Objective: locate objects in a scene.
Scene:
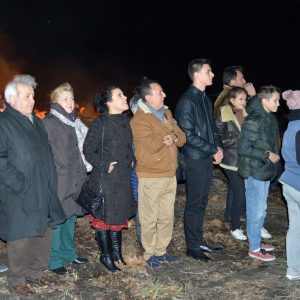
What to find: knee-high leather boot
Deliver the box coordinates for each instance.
[110,230,126,265]
[95,230,121,272]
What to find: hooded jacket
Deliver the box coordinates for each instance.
[238,96,281,181]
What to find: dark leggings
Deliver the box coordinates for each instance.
[224,169,246,231]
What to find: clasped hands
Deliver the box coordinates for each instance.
[163,134,178,147]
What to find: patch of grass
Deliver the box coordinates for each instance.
[137,282,185,299]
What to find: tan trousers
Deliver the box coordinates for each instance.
[138,176,176,260]
[7,228,51,287]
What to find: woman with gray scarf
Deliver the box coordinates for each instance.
[43,83,90,275]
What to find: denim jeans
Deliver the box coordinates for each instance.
[245,177,270,251]
[282,183,300,277]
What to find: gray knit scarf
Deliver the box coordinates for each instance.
[145,102,165,123]
[50,108,92,172]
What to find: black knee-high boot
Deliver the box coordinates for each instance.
[110,230,126,265]
[95,230,121,272]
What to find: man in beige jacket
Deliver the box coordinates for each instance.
[131,79,186,268]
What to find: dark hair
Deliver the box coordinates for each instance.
[257,85,281,101]
[136,79,160,102]
[214,87,247,118]
[223,65,243,86]
[93,85,119,113]
[188,58,211,80]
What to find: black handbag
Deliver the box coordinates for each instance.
[76,182,105,218]
[76,119,105,219]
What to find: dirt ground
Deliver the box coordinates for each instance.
[1,169,299,299]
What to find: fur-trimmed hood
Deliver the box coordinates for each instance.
[220,104,247,131]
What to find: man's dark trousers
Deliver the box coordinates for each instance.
[184,158,213,250]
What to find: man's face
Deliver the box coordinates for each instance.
[10,84,35,115]
[195,64,214,87]
[230,70,246,87]
[146,83,166,110]
[262,92,280,113]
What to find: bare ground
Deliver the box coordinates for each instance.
[1,170,299,299]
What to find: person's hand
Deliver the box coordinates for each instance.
[267,152,280,163]
[108,161,118,173]
[243,82,256,97]
[163,134,178,146]
[213,147,223,165]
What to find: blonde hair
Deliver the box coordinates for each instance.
[50,83,74,103]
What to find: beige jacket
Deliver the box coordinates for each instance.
[131,100,186,178]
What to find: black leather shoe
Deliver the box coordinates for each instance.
[51,266,69,275]
[199,244,223,253]
[186,249,212,261]
[73,257,89,265]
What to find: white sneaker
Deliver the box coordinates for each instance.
[261,227,272,239]
[287,275,300,281]
[231,229,247,240]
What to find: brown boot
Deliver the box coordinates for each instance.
[8,283,35,296]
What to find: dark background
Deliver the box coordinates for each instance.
[1,0,299,115]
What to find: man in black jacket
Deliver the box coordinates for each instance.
[175,59,223,261]
[0,75,65,296]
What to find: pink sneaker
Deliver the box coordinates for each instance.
[248,249,276,261]
[261,243,275,251]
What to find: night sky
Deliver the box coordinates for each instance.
[0,0,300,115]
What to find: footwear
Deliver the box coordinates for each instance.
[287,275,300,281]
[261,227,272,239]
[110,230,126,265]
[73,257,89,265]
[261,243,275,251]
[96,230,121,272]
[231,229,247,241]
[51,266,69,275]
[156,253,179,264]
[186,249,212,262]
[146,256,162,269]
[0,263,8,272]
[248,249,275,262]
[27,276,56,286]
[8,283,34,296]
[199,244,223,253]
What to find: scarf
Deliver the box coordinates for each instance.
[145,102,165,123]
[50,108,92,172]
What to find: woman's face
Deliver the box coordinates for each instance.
[56,91,75,114]
[230,92,247,111]
[107,88,128,114]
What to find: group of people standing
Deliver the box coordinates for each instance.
[1,58,300,296]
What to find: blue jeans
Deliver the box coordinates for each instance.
[245,177,270,251]
[282,183,300,277]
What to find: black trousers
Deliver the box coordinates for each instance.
[184,158,213,250]
[224,169,246,231]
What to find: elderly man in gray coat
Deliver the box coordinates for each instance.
[0,74,65,296]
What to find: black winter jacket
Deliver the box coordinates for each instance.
[0,105,66,241]
[175,85,222,159]
[83,112,136,224]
